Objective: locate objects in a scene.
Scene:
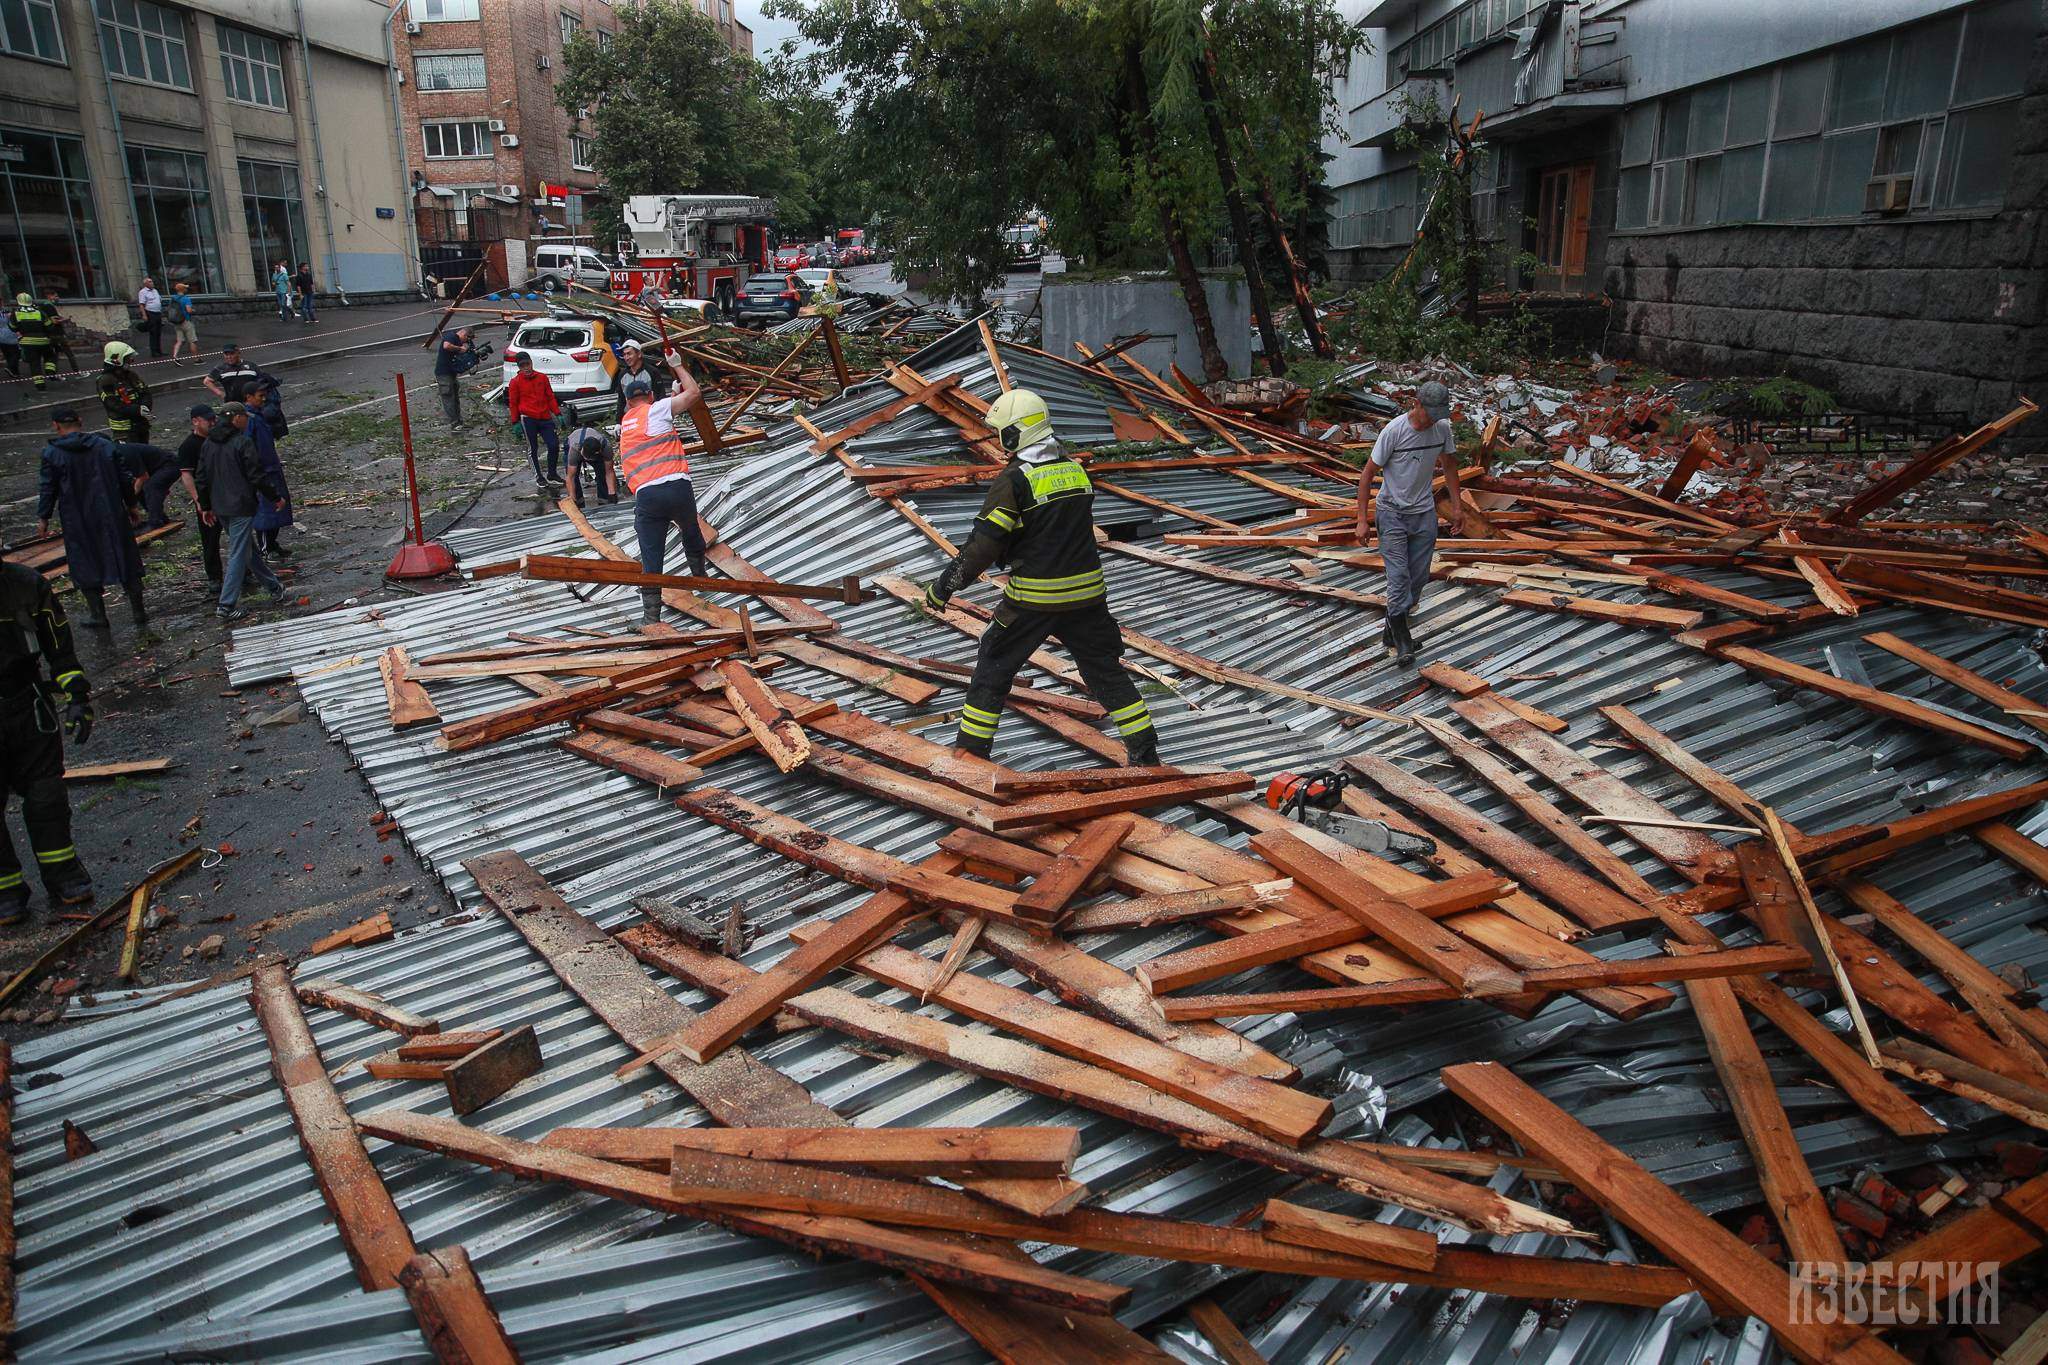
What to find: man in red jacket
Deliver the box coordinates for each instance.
[506,351,564,494]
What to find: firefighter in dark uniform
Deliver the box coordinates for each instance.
[95,341,153,444]
[12,292,55,391]
[0,560,94,925]
[921,388,1158,764]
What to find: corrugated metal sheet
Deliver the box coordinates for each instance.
[21,335,2048,1363]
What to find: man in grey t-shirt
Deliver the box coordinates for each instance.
[1355,379,1464,665]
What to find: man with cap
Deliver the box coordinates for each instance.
[564,419,617,507]
[178,404,225,582]
[610,338,671,420]
[1356,379,1464,667]
[95,341,153,444]
[0,556,96,925]
[206,343,266,405]
[918,388,1159,765]
[38,409,147,630]
[434,327,486,428]
[195,404,284,622]
[12,292,55,390]
[618,349,706,624]
[232,400,294,559]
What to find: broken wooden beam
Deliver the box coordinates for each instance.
[1062,878,1296,933]
[539,1125,1081,1179]
[397,1245,521,1365]
[714,659,811,772]
[445,1025,543,1116]
[295,979,441,1037]
[380,645,441,730]
[436,650,728,753]
[987,773,1257,833]
[1864,630,2048,739]
[1012,814,1134,922]
[1713,645,2037,762]
[515,552,870,603]
[1258,1198,1439,1272]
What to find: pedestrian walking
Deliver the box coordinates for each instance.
[95,341,153,444]
[918,388,1158,764]
[234,401,294,558]
[617,349,707,624]
[564,421,617,506]
[39,287,79,374]
[194,407,284,622]
[1355,379,1463,667]
[37,409,147,630]
[178,405,224,583]
[294,262,317,323]
[506,351,564,493]
[0,559,96,924]
[435,327,484,428]
[116,439,198,529]
[136,277,164,357]
[12,292,54,390]
[205,343,265,403]
[166,281,198,362]
[272,262,293,321]
[0,311,18,378]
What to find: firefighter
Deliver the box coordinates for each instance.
[12,292,55,390]
[920,389,1158,765]
[0,559,95,925]
[96,341,153,444]
[617,350,706,625]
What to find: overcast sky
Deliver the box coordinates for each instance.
[738,0,807,59]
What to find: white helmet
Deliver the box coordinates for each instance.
[986,388,1054,457]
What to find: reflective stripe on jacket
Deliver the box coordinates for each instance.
[619,400,690,493]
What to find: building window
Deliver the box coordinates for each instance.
[570,135,595,171]
[1618,0,2028,232]
[595,28,612,51]
[218,23,287,110]
[560,11,581,47]
[1391,0,1537,75]
[409,0,480,20]
[125,144,223,292]
[414,51,486,91]
[238,158,307,288]
[1,0,65,63]
[96,0,193,90]
[423,120,493,159]
[0,128,106,297]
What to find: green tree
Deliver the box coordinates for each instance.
[556,0,806,243]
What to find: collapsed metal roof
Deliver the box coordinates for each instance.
[15,324,2048,1362]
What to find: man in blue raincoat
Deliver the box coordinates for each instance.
[37,408,146,630]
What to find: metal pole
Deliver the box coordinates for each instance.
[397,372,425,546]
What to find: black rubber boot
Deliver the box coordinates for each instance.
[957,734,993,759]
[1393,616,1416,667]
[45,860,93,907]
[129,582,149,627]
[1381,617,1397,659]
[641,589,662,625]
[81,585,111,629]
[1124,731,1161,767]
[0,880,28,928]
[687,558,709,581]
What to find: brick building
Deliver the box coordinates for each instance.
[395,0,752,287]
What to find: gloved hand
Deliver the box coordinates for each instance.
[63,692,93,746]
[919,583,948,616]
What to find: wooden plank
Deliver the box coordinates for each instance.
[1417,663,1566,733]
[1827,398,2037,525]
[1452,694,1735,884]
[436,650,728,753]
[518,552,870,603]
[1980,823,2048,887]
[1715,645,2036,762]
[1501,588,1705,633]
[62,758,175,782]
[296,979,441,1037]
[462,850,1082,1221]
[1062,879,1295,932]
[787,931,1331,1147]
[1547,460,1737,531]
[812,637,1088,715]
[249,963,418,1290]
[1185,1299,1269,1365]
[398,1030,503,1060]
[1012,814,1134,922]
[558,733,705,792]
[360,1112,1128,1315]
[990,765,1184,795]
[1096,535,1385,609]
[987,773,1256,833]
[1347,755,1653,933]
[539,1125,1081,1179]
[1781,527,1861,615]
[715,659,811,772]
[1864,631,2048,738]
[1878,1038,2048,1130]
[1157,945,1811,1019]
[1878,1170,2048,1300]
[622,929,1575,1237]
[364,1051,452,1082]
[1442,1061,1909,1365]
[1682,964,1848,1271]
[445,1025,543,1116]
[1249,831,1525,998]
[1259,1199,1439,1271]
[1757,809,1883,1069]
[397,1246,521,1365]
[309,913,393,961]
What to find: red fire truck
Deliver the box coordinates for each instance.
[610,194,776,317]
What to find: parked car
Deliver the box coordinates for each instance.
[503,316,617,396]
[661,297,716,323]
[795,268,840,298]
[812,244,839,267]
[733,273,813,328]
[528,243,617,293]
[773,246,811,271]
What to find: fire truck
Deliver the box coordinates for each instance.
[610,194,776,316]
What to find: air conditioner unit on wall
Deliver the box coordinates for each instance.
[1864,175,1913,214]
[404,20,420,34]
[499,134,519,148]
[499,184,518,198]
[488,119,507,132]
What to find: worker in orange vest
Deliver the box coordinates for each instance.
[619,347,707,624]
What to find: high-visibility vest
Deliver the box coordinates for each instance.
[619,400,690,493]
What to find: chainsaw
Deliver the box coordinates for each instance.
[1266,769,1438,858]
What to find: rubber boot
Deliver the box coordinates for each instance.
[0,879,28,928]
[687,557,709,581]
[128,582,149,628]
[1381,617,1397,660]
[45,859,92,907]
[957,733,993,759]
[80,585,111,629]
[1393,616,1416,667]
[1124,730,1161,768]
[641,589,662,625]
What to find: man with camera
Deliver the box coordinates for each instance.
[435,327,490,429]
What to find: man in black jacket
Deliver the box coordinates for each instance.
[920,388,1158,764]
[38,409,146,630]
[194,406,284,622]
[610,339,670,419]
[0,560,94,924]
[177,404,224,582]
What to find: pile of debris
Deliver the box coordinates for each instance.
[5,320,2047,1364]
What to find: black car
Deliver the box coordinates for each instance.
[733,273,812,328]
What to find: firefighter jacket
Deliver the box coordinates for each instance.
[96,365,151,434]
[11,301,49,345]
[0,561,85,702]
[931,442,1106,612]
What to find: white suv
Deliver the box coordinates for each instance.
[503,317,617,397]
[529,243,615,293]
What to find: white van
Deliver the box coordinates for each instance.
[529,243,615,293]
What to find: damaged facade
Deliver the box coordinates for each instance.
[1326,0,2048,421]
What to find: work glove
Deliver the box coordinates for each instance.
[920,583,948,616]
[62,686,93,746]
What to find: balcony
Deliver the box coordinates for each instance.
[1349,73,1451,149]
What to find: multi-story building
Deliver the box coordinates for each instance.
[395,0,752,287]
[0,0,415,327]
[1325,0,2046,420]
